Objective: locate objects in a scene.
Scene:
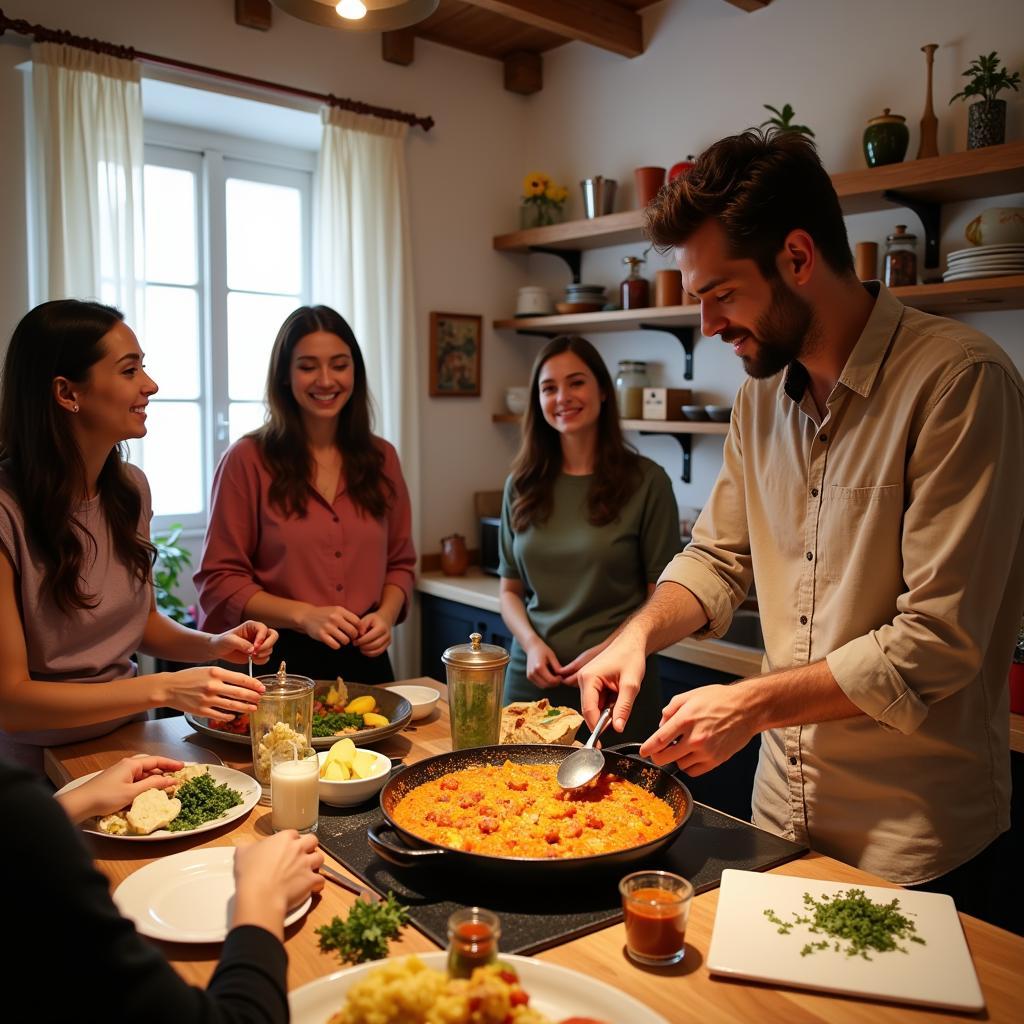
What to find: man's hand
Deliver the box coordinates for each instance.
[639,683,757,776]
[577,632,647,734]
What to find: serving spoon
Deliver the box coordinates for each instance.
[556,705,614,791]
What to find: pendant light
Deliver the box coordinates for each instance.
[271,0,439,32]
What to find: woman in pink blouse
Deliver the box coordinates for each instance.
[196,306,416,684]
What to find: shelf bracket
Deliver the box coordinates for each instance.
[640,323,695,380]
[515,328,561,339]
[528,246,582,283]
[641,431,692,483]
[882,190,940,269]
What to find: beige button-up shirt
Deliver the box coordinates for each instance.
[659,283,1024,884]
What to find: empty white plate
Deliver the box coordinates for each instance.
[948,243,1024,260]
[113,846,312,942]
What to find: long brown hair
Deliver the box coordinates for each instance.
[0,300,155,614]
[510,335,640,532]
[644,128,855,280]
[251,305,394,519]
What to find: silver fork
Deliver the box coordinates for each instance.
[319,863,380,903]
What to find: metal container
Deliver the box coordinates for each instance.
[441,632,509,750]
[250,669,314,803]
[580,176,617,218]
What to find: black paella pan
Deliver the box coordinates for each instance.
[366,742,693,876]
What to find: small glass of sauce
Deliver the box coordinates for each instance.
[447,907,501,979]
[619,870,693,966]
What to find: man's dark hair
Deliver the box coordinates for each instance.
[645,128,855,280]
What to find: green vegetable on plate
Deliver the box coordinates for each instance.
[316,892,410,965]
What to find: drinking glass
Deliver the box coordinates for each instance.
[619,870,693,965]
[270,746,319,834]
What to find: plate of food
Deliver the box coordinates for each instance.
[113,846,312,943]
[288,951,669,1024]
[185,680,413,750]
[499,698,583,745]
[55,762,260,841]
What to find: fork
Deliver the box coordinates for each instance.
[319,863,380,903]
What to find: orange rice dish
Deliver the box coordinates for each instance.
[391,760,677,859]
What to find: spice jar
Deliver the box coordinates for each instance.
[447,907,501,979]
[442,633,509,749]
[615,360,648,419]
[620,255,650,309]
[250,663,314,804]
[884,225,917,287]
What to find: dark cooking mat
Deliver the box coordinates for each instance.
[316,800,806,955]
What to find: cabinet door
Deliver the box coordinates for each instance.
[420,595,494,682]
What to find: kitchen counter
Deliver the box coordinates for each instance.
[417,569,765,677]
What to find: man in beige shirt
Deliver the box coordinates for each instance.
[578,130,1024,927]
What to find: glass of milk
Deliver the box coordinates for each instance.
[270,745,319,834]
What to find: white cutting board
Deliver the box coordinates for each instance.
[707,870,984,1012]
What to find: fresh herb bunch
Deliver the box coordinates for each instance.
[759,103,815,138]
[949,51,1021,105]
[312,711,366,737]
[764,888,925,960]
[166,774,243,832]
[316,893,410,965]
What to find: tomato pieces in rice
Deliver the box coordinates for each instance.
[392,761,675,858]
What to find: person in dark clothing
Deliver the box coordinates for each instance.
[4,755,324,1023]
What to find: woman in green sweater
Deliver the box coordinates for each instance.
[499,335,680,743]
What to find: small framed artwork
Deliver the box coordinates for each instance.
[429,312,482,397]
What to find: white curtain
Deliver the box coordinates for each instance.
[314,108,420,678]
[31,42,144,323]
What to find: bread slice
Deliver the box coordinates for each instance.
[164,763,207,796]
[500,698,584,745]
[126,788,182,835]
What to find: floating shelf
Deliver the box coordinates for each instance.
[492,414,728,435]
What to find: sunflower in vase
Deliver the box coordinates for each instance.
[521,171,568,229]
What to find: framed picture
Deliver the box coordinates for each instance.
[429,312,482,397]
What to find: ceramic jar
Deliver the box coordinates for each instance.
[440,534,469,576]
[863,109,909,168]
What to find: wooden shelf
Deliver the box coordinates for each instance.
[492,413,729,435]
[495,303,698,333]
[492,413,520,423]
[492,142,1024,254]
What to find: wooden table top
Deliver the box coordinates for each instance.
[45,678,1024,1023]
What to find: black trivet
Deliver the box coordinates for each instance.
[316,801,806,955]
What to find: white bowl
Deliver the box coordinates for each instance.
[505,387,530,416]
[316,749,391,807]
[382,684,440,721]
[704,405,732,422]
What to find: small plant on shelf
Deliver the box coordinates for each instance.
[759,103,815,138]
[949,51,1021,149]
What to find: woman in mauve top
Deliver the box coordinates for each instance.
[196,305,416,684]
[0,301,276,772]
[499,335,680,744]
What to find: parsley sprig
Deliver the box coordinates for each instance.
[764,888,925,960]
[316,893,410,964]
[165,774,243,832]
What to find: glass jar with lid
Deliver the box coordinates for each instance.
[442,632,509,749]
[615,360,648,419]
[250,663,315,803]
[620,255,650,309]
[883,224,917,287]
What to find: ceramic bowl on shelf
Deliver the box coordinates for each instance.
[555,301,604,314]
[681,405,710,421]
[505,386,529,415]
[704,405,732,422]
[316,749,391,807]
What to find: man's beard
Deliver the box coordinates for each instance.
[725,277,817,380]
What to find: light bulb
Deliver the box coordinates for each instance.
[336,0,367,19]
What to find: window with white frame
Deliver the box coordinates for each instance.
[128,136,313,528]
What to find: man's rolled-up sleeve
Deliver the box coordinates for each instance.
[827,359,1024,734]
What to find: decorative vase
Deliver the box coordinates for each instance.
[440,534,469,576]
[863,109,909,167]
[519,202,562,229]
[633,166,666,208]
[917,43,939,159]
[967,100,1006,149]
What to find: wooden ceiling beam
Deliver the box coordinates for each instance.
[721,0,774,11]
[462,1,644,58]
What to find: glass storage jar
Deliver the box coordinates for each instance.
[250,666,315,803]
[883,224,918,287]
[620,255,650,309]
[442,633,509,750]
[615,360,649,419]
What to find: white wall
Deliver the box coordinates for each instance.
[0,0,1022,550]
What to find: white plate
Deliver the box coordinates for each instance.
[113,846,312,942]
[944,254,1024,267]
[289,951,670,1024]
[56,763,260,841]
[948,243,1024,260]
[942,268,1024,281]
[707,870,984,1012]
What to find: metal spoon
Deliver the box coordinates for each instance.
[556,705,614,791]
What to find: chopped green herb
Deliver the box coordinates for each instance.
[544,708,562,718]
[766,888,925,960]
[316,892,410,965]
[166,773,243,832]
[312,711,365,737]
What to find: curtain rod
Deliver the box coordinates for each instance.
[0,7,435,132]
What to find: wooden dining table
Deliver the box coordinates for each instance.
[45,678,1024,1023]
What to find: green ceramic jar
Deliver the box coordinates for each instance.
[863,109,909,168]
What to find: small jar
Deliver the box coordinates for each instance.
[447,907,501,979]
[620,255,650,309]
[883,225,917,287]
[615,360,648,419]
[250,665,314,804]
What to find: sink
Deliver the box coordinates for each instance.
[719,610,763,649]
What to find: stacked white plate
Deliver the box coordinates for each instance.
[943,243,1024,282]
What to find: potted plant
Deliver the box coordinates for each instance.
[949,51,1021,149]
[759,103,815,138]
[152,525,196,684]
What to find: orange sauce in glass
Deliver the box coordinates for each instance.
[623,887,686,959]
